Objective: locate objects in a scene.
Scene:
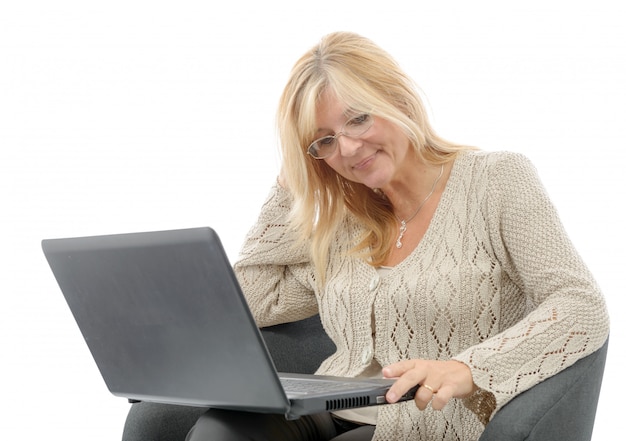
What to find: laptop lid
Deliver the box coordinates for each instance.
[43,227,415,419]
[42,227,291,414]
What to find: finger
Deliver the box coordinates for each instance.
[430,384,454,411]
[413,383,437,410]
[385,370,423,404]
[382,360,417,379]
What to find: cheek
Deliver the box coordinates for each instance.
[322,157,356,182]
[323,157,343,175]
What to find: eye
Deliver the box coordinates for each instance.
[347,114,370,126]
[318,136,335,145]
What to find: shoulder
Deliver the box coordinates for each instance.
[457,150,534,170]
[449,151,548,219]
[455,150,540,187]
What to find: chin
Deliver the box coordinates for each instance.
[359,178,389,191]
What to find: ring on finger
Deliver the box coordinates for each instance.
[422,384,437,394]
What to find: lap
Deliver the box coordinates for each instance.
[330,425,376,441]
[185,409,374,441]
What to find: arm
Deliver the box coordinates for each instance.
[384,153,609,422]
[456,152,609,417]
[233,183,318,327]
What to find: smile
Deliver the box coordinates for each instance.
[352,151,378,170]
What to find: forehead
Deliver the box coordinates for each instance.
[315,91,360,131]
[316,92,346,117]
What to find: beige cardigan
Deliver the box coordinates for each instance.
[233,151,610,441]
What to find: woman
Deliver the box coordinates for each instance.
[187,31,609,441]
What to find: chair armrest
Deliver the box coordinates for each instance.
[260,315,335,374]
[479,338,608,441]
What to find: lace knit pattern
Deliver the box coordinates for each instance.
[234,151,609,441]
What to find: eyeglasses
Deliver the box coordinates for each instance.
[307,114,374,159]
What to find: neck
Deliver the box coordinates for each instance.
[384,162,445,221]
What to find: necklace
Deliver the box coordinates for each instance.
[394,164,444,249]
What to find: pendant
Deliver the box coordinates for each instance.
[396,220,407,248]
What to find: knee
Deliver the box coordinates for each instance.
[186,409,244,441]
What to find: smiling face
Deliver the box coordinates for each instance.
[315,91,415,192]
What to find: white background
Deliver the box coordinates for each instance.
[1,1,623,439]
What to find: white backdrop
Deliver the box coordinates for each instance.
[1,1,623,439]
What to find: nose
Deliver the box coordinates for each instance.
[337,134,363,157]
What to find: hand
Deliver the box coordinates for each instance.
[383,359,477,411]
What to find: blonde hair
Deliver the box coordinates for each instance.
[277,31,472,281]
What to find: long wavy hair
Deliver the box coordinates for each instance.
[277,32,472,282]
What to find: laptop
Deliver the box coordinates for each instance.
[42,227,417,420]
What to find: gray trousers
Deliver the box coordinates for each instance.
[185,409,375,441]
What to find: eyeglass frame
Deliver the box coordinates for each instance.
[306,113,375,159]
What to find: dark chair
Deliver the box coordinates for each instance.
[121,315,607,441]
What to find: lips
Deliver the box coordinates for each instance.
[352,151,378,170]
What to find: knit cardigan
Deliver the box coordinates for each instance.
[233,150,610,441]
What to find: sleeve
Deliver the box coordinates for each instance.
[454,152,610,421]
[233,183,319,327]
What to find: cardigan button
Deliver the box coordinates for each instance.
[361,345,373,365]
[368,275,381,292]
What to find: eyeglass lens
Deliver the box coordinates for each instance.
[308,114,373,159]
